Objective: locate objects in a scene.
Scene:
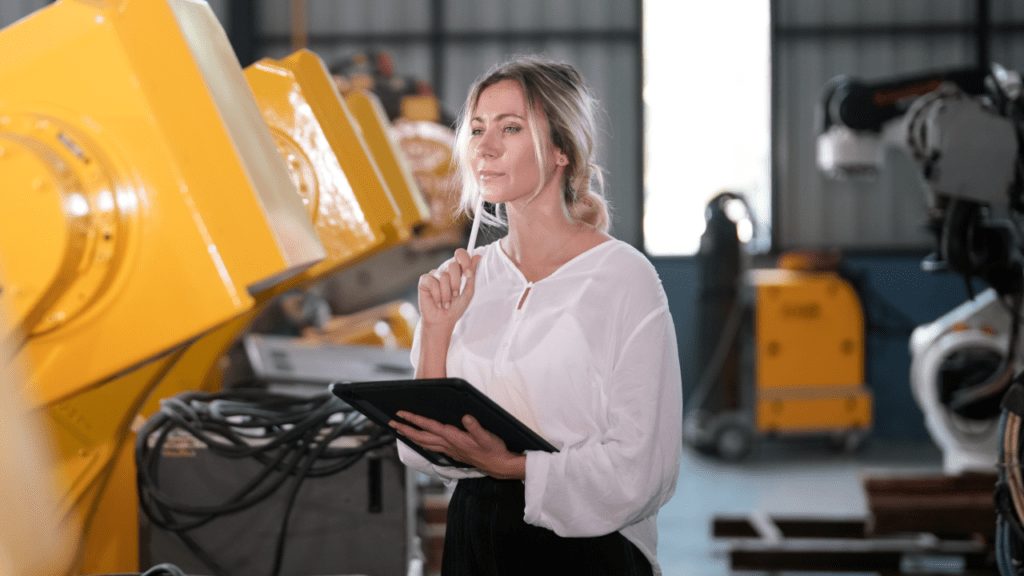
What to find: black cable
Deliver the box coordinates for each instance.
[136,388,394,576]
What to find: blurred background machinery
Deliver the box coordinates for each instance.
[816,64,1024,475]
[816,62,1024,572]
[0,1,467,574]
[684,193,873,460]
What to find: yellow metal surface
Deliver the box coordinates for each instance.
[0,1,334,573]
[756,386,872,435]
[392,120,465,244]
[345,89,430,235]
[401,94,442,122]
[301,300,420,349]
[750,268,872,435]
[752,269,865,389]
[244,49,389,268]
[0,0,325,403]
[81,49,426,571]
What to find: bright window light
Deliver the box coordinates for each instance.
[643,1,771,256]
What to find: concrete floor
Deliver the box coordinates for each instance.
[656,436,945,576]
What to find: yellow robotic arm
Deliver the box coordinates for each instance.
[0,0,329,572]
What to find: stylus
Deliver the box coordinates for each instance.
[460,193,484,293]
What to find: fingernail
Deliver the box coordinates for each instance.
[464,415,474,426]
[445,302,450,309]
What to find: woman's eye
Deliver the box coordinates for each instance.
[470,128,483,136]
[504,125,521,133]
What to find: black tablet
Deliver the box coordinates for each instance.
[329,377,558,468]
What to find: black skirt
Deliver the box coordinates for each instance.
[441,476,654,576]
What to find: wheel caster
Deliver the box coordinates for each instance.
[715,423,752,460]
[827,429,866,453]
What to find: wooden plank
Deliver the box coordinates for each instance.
[864,473,997,537]
[713,515,868,539]
[729,536,992,572]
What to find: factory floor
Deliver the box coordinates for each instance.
[655,436,946,576]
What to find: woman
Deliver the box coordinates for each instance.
[389,56,682,576]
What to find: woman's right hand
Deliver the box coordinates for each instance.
[418,248,482,330]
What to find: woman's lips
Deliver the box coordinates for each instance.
[478,171,504,180]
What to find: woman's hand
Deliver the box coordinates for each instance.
[389,411,526,480]
[418,248,483,330]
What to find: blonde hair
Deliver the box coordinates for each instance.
[453,55,610,232]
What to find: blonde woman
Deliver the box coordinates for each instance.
[390,56,682,576]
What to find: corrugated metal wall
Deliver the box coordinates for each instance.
[10,2,1023,252]
[774,0,1024,250]
[258,0,642,246]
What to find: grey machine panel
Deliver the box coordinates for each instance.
[243,334,414,386]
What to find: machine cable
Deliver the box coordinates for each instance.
[135,388,394,576]
[997,383,1024,575]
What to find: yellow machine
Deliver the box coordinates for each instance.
[750,266,872,440]
[684,233,873,460]
[0,1,438,574]
[1,0,325,564]
[78,47,428,572]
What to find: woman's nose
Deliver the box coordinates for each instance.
[475,128,501,157]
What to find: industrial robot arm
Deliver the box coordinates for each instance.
[816,64,1024,417]
[818,65,1024,294]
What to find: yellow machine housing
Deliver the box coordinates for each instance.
[0,0,325,400]
[344,88,431,235]
[750,268,873,436]
[0,0,332,572]
[81,48,429,572]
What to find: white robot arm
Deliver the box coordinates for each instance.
[815,66,1024,473]
[817,66,1024,295]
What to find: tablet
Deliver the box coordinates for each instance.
[329,377,558,468]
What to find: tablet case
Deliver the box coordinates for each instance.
[329,377,557,468]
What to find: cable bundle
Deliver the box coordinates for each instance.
[135,388,395,576]
[997,383,1024,574]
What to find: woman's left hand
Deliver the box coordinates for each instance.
[389,411,526,480]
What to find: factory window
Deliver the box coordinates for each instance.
[642,0,771,256]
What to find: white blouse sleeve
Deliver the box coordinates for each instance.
[396,440,485,481]
[521,303,684,537]
[395,316,486,481]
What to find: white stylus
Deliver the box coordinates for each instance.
[460,194,484,293]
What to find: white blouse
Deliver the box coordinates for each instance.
[398,238,683,575]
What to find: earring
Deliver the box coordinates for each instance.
[558,157,567,165]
